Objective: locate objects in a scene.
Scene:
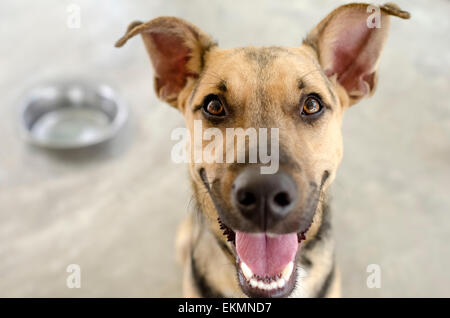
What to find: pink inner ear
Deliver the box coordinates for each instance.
[323,12,384,98]
[150,32,193,100]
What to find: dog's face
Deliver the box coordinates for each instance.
[116,2,409,297]
[184,45,345,228]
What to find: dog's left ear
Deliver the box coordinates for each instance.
[115,17,216,108]
[305,2,409,105]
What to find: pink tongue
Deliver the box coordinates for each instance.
[236,231,298,277]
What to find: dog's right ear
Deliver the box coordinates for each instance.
[115,17,216,108]
[304,2,410,106]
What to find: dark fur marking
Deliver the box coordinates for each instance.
[199,168,209,190]
[321,170,330,188]
[316,262,335,298]
[199,39,217,70]
[243,47,286,115]
[243,47,286,67]
[187,41,217,106]
[300,254,313,267]
[188,74,226,108]
[298,79,305,90]
[189,80,201,106]
[303,200,331,251]
[190,251,223,298]
[198,168,246,236]
[296,169,332,236]
[218,80,227,92]
[297,182,319,233]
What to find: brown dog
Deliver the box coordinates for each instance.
[116,2,409,298]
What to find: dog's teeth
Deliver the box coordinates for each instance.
[240,262,253,280]
[277,278,286,289]
[282,261,294,280]
[244,264,293,291]
[259,281,272,291]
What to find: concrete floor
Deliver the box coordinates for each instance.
[0,0,449,297]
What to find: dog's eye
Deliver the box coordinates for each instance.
[301,95,323,116]
[202,95,226,117]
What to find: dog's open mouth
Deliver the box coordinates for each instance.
[219,218,306,298]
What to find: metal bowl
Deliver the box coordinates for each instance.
[19,80,128,149]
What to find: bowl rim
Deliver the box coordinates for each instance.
[18,80,129,149]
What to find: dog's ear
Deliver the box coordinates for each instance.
[115,17,216,107]
[304,2,409,105]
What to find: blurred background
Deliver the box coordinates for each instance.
[0,0,449,297]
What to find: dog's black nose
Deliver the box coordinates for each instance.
[232,167,298,229]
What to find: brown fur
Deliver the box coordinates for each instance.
[116,2,409,298]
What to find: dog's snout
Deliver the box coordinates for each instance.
[232,167,298,229]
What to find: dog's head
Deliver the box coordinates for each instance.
[116,2,409,297]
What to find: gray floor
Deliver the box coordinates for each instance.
[0,0,449,297]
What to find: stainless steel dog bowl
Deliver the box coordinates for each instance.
[19,80,128,149]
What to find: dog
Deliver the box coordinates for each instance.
[116,2,409,298]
